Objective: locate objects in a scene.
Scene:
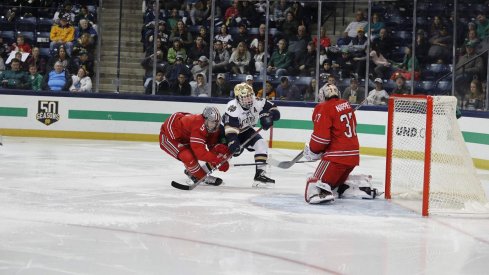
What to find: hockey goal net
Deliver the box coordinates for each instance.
[384,95,487,216]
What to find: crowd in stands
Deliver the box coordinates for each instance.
[0,0,97,92]
[139,0,487,110]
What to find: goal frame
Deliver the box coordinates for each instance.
[384,94,434,216]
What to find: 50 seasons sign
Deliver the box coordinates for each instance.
[36,101,60,125]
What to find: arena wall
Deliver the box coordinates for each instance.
[1,92,488,169]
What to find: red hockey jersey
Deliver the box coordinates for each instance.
[309,98,360,166]
[161,112,220,163]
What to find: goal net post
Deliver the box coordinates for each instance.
[384,95,487,216]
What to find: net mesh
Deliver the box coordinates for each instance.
[389,96,487,214]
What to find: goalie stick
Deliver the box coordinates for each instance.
[171,127,263,191]
[268,99,368,169]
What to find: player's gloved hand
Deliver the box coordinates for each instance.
[259,112,274,130]
[211,144,230,157]
[227,138,242,157]
[209,155,229,172]
[304,143,322,161]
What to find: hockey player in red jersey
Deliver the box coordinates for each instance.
[304,84,377,204]
[159,106,230,185]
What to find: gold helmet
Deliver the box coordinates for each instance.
[234,82,254,109]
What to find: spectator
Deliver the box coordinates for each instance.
[26,47,48,75]
[342,78,365,104]
[75,19,98,42]
[276,76,302,101]
[189,1,210,26]
[42,61,72,92]
[190,55,209,81]
[429,15,445,37]
[50,13,75,55]
[463,79,484,110]
[336,48,355,79]
[0,37,11,61]
[53,1,75,24]
[281,11,300,39]
[296,41,316,76]
[232,23,251,49]
[272,0,289,26]
[211,73,232,97]
[390,46,420,81]
[365,13,385,39]
[170,73,192,96]
[169,20,193,50]
[455,41,484,96]
[10,35,32,54]
[191,73,210,97]
[215,25,233,51]
[0,55,5,72]
[167,38,187,65]
[166,54,191,84]
[427,26,452,64]
[391,73,410,94]
[197,26,210,45]
[319,59,339,80]
[28,64,43,91]
[267,38,293,77]
[369,43,392,79]
[237,0,255,23]
[288,25,310,59]
[475,13,489,40]
[48,45,75,75]
[371,28,393,59]
[73,49,94,77]
[224,0,239,26]
[69,66,92,92]
[312,27,331,49]
[165,8,181,31]
[145,70,170,95]
[0,58,29,89]
[250,24,272,53]
[74,6,96,27]
[415,31,430,65]
[366,78,389,105]
[228,41,251,74]
[245,74,254,88]
[256,81,277,100]
[343,10,368,43]
[303,78,316,102]
[211,40,230,73]
[72,33,95,58]
[251,40,267,75]
[12,51,27,71]
[463,29,481,52]
[187,36,209,65]
[144,21,170,55]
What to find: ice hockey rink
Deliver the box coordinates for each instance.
[0,136,488,275]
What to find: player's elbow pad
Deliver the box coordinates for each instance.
[270,109,280,121]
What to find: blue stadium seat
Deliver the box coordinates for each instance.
[383,79,397,94]
[422,64,450,80]
[435,80,452,95]
[16,17,36,32]
[392,30,412,46]
[0,31,16,44]
[415,81,435,94]
[0,16,15,31]
[39,47,51,58]
[389,46,406,63]
[36,18,54,32]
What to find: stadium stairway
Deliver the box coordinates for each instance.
[98,0,145,93]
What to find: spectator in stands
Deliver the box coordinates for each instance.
[145,70,170,95]
[303,78,316,102]
[50,13,75,56]
[0,58,29,89]
[463,79,485,110]
[237,0,255,23]
[256,81,277,100]
[391,46,420,81]
[75,19,98,42]
[369,43,392,79]
[267,38,292,77]
[312,27,331,49]
[429,16,445,37]
[74,6,96,27]
[250,24,269,53]
[428,26,452,64]
[170,73,191,96]
[391,73,410,94]
[28,64,43,91]
[167,38,187,65]
[47,45,75,75]
[166,54,191,84]
[365,13,385,39]
[13,51,27,71]
[215,25,233,52]
[342,77,365,104]
[73,49,94,77]
[285,1,306,25]
[343,10,368,44]
[165,8,181,31]
[211,40,230,73]
[251,40,267,75]
[42,61,72,92]
[336,48,355,79]
[212,73,232,97]
[415,30,430,65]
[72,33,95,58]
[198,26,210,45]
[232,23,251,50]
[189,1,210,26]
[319,59,339,80]
[143,1,165,25]
[272,0,289,27]
[372,28,392,59]
[475,13,489,40]
[190,56,209,81]
[141,49,166,83]
[228,41,251,74]
[276,76,301,101]
[366,78,389,105]
[53,1,75,24]
[464,29,481,52]
[0,56,5,72]
[296,41,316,76]
[26,47,48,75]
[288,25,310,60]
[69,66,92,92]
[191,72,210,97]
[281,11,300,39]
[10,35,32,54]
[0,37,11,61]
[145,22,170,56]
[224,0,239,26]
[455,41,484,96]
[188,36,209,65]
[170,20,194,50]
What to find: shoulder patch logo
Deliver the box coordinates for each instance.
[228,105,237,112]
[36,101,60,126]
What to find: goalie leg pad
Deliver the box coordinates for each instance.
[305,177,335,204]
[339,174,377,199]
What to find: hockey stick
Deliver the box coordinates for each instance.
[171,127,263,191]
[268,99,368,169]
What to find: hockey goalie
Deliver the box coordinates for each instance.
[304,84,378,204]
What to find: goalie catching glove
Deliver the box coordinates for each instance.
[303,143,322,161]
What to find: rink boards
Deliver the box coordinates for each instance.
[0,92,488,169]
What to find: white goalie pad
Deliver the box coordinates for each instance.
[340,174,378,199]
[305,177,335,204]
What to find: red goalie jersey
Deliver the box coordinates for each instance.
[309,98,360,166]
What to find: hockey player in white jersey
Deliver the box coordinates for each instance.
[223,82,280,187]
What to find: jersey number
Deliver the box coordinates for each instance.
[340,112,356,138]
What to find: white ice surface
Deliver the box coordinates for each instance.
[0,137,488,275]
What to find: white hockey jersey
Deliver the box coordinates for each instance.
[223,97,275,134]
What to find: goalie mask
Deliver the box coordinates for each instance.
[202,106,221,133]
[319,84,340,102]
[234,82,254,109]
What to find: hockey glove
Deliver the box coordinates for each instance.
[227,135,243,157]
[259,112,274,130]
[208,155,230,172]
[304,143,322,161]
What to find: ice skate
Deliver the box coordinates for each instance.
[184,169,223,186]
[253,169,275,188]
